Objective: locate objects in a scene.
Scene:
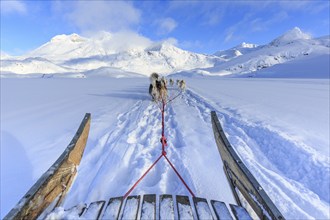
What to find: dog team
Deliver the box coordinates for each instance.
[149,72,186,102]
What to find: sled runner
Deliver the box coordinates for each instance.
[4,113,91,220]
[211,111,284,220]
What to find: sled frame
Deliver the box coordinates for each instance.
[211,111,285,220]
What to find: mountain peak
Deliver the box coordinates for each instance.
[270,27,311,46]
[50,33,86,43]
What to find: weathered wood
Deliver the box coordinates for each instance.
[159,194,174,220]
[211,111,284,220]
[211,200,233,220]
[81,200,105,220]
[193,197,213,220]
[102,197,123,220]
[65,203,86,217]
[140,194,156,220]
[4,113,91,220]
[230,204,253,220]
[120,195,140,220]
[176,195,193,220]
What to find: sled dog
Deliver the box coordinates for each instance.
[179,80,186,91]
[149,73,168,102]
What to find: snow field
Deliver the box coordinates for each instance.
[1,77,329,219]
[64,82,236,208]
[185,78,330,219]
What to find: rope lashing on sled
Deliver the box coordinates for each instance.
[123,96,195,199]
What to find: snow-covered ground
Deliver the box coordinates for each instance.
[1,76,329,219]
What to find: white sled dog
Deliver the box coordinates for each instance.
[149,73,168,102]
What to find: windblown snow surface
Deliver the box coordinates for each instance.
[1,75,329,219]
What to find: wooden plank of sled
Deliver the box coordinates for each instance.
[140,194,156,220]
[193,197,213,220]
[65,203,87,217]
[211,200,233,220]
[81,200,105,220]
[102,197,124,220]
[159,194,174,220]
[120,195,141,220]
[176,195,193,220]
[211,111,284,220]
[230,204,253,220]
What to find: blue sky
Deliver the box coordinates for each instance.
[1,0,329,55]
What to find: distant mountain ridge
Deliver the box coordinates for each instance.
[198,27,329,78]
[1,27,329,78]
[214,42,259,59]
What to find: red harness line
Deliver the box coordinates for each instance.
[123,97,195,199]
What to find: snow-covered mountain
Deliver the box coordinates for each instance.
[214,42,259,59]
[1,27,329,78]
[59,42,219,75]
[0,33,221,76]
[270,27,311,47]
[1,51,12,60]
[1,57,76,74]
[205,27,330,77]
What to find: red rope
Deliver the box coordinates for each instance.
[161,100,167,155]
[123,154,163,199]
[123,96,195,198]
[164,155,195,197]
[167,90,182,104]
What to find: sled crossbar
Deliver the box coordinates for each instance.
[4,113,91,220]
[45,194,253,219]
[211,111,285,220]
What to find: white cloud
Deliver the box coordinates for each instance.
[0,0,27,15]
[65,1,141,33]
[161,37,178,46]
[168,1,225,26]
[87,30,153,53]
[156,18,178,35]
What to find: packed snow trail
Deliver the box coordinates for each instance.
[63,84,329,219]
[64,86,237,210]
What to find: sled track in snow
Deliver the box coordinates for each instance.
[66,88,328,218]
[85,100,165,199]
[184,89,329,218]
[69,95,200,204]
